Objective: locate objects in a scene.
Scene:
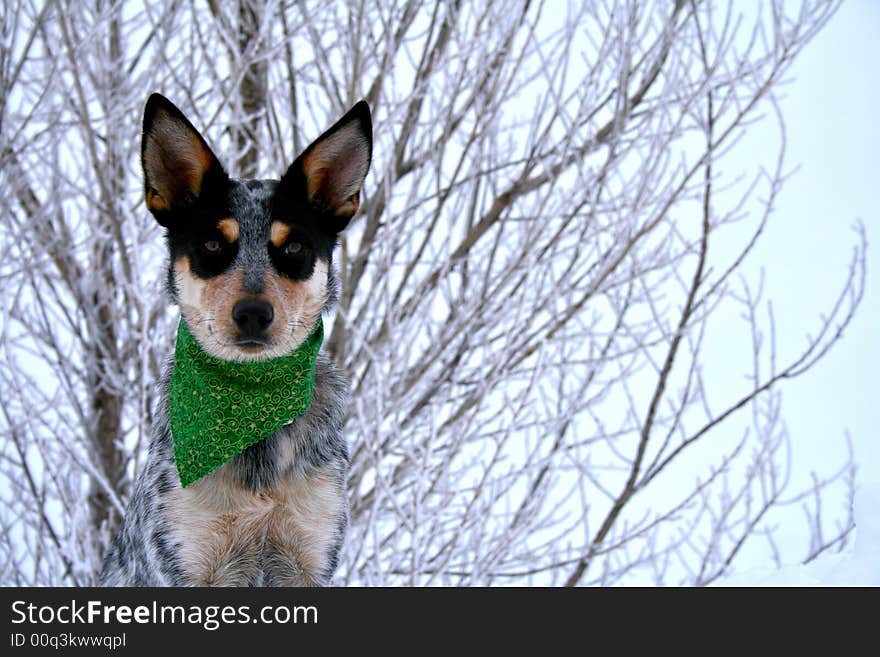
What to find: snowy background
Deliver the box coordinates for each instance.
[715,0,879,586]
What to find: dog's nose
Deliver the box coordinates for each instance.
[232,299,274,336]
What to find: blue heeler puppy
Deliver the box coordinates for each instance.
[100,94,371,586]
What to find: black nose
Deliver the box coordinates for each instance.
[232,299,274,336]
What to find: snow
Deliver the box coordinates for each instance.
[715,483,880,586]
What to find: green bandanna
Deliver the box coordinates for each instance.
[169,317,323,487]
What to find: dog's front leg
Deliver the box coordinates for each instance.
[263,468,347,587]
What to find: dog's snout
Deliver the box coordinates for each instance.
[232,298,274,336]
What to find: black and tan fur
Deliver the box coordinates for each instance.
[99,94,371,586]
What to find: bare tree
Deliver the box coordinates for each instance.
[0,0,864,586]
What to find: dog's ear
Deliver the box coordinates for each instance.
[141,93,227,226]
[281,101,372,233]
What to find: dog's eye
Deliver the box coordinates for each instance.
[203,240,222,254]
[283,241,302,256]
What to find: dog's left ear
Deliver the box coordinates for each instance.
[281,101,372,233]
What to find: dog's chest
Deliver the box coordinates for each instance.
[163,463,343,586]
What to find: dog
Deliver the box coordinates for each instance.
[99,93,371,586]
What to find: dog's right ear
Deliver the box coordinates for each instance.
[141,93,228,226]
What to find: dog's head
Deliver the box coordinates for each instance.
[141,93,371,361]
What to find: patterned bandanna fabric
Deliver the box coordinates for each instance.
[169,317,323,487]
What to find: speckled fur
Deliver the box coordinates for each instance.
[100,94,370,587]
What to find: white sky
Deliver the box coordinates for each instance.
[749,0,878,492]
